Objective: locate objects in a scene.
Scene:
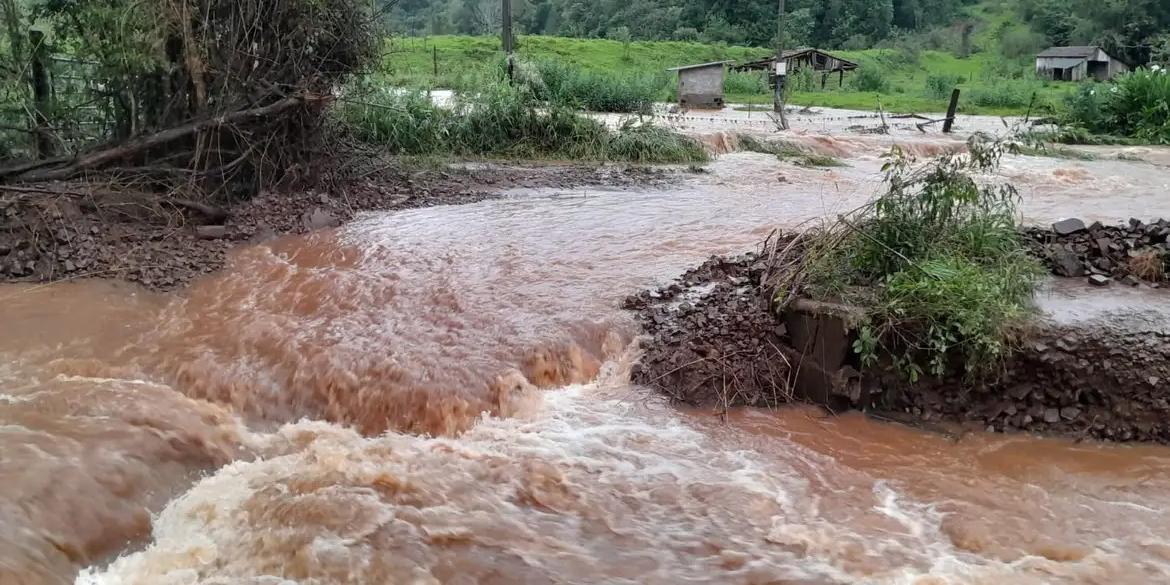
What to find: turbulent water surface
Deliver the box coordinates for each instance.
[3,119,1170,585]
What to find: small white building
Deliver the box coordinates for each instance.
[1035,46,1129,82]
[667,61,730,109]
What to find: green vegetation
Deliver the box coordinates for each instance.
[775,136,1041,381]
[1062,69,1170,145]
[379,36,1075,115]
[523,59,663,113]
[388,0,980,51]
[339,80,708,163]
[389,0,1169,70]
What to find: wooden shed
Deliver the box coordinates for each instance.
[1035,46,1129,82]
[733,48,859,88]
[667,61,730,109]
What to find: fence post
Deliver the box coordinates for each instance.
[29,28,54,158]
[433,46,438,78]
[942,88,960,134]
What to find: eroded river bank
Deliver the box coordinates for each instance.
[3,109,1170,584]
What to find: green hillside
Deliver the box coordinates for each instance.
[379,35,1075,115]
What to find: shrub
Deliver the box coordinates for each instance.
[924,74,965,100]
[967,81,1045,110]
[339,82,707,164]
[1103,69,1170,144]
[1000,28,1047,59]
[788,67,819,93]
[849,67,889,93]
[772,136,1042,381]
[529,59,662,114]
[724,71,769,95]
[1062,69,1170,144]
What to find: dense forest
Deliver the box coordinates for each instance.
[385,0,1170,65]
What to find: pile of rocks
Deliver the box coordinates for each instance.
[884,324,1170,442]
[1024,218,1169,287]
[623,252,793,408]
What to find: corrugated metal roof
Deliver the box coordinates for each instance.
[1037,46,1100,58]
[1037,57,1086,69]
[666,61,731,72]
[732,49,859,72]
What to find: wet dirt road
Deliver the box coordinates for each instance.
[3,114,1170,585]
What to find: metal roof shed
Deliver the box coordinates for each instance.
[667,61,730,109]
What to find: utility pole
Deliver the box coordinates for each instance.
[773,0,789,129]
[502,0,514,82]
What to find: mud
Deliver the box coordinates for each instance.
[628,246,1170,443]
[0,163,671,290]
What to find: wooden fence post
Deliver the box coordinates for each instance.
[29,28,55,158]
[942,88,960,133]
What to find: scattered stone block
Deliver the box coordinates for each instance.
[1052,218,1086,236]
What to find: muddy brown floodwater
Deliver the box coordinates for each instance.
[3,121,1170,585]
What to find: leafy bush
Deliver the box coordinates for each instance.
[339,82,707,164]
[924,74,964,99]
[787,67,819,93]
[778,136,1042,381]
[849,67,890,93]
[1062,69,1170,144]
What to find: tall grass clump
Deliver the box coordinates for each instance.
[724,71,770,95]
[1063,69,1170,144]
[736,134,844,167]
[338,80,706,163]
[526,59,663,114]
[768,136,1041,382]
[966,80,1045,110]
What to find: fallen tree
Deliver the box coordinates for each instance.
[1,0,377,196]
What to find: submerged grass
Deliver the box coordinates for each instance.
[736,134,845,168]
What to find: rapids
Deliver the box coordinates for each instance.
[2,114,1170,585]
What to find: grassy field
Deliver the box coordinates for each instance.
[379,35,1081,116]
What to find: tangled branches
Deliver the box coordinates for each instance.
[2,0,378,196]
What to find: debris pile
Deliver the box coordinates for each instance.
[1025,218,1169,287]
[623,252,793,408]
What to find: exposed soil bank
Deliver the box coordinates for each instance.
[0,163,671,291]
[628,232,1170,443]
